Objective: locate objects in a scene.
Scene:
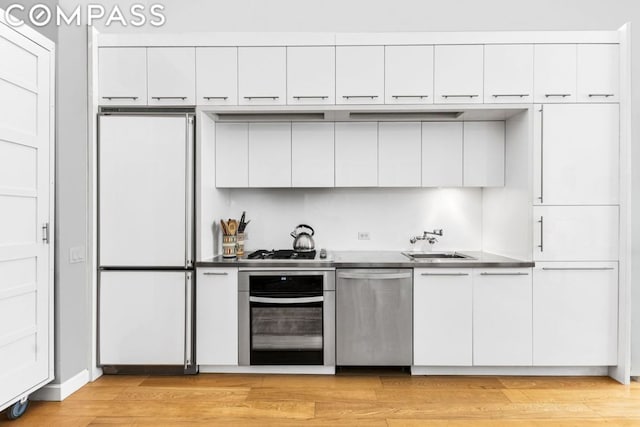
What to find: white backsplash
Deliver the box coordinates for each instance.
[216,187,483,252]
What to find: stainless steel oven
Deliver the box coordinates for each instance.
[239,270,335,366]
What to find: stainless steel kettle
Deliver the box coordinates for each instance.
[290,224,315,252]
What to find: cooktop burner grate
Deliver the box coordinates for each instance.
[247,249,317,260]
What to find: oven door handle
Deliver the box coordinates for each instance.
[249,296,324,304]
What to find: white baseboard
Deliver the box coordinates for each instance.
[411,366,609,377]
[31,369,89,401]
[91,367,103,382]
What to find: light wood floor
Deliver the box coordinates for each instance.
[3,372,640,426]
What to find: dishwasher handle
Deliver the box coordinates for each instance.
[337,271,412,280]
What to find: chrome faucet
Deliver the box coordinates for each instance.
[410,229,444,245]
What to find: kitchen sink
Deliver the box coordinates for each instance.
[401,251,476,261]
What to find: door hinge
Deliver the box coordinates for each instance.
[42,222,50,244]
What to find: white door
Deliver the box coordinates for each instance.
[577,44,619,103]
[385,45,434,104]
[98,47,147,105]
[215,122,249,188]
[196,47,237,105]
[335,122,378,187]
[238,47,286,105]
[196,268,238,365]
[473,269,532,366]
[413,269,472,366]
[434,45,484,104]
[99,271,188,365]
[533,206,619,262]
[336,46,384,104]
[248,122,291,188]
[0,20,53,408]
[534,44,577,103]
[99,115,190,267]
[463,121,505,187]
[533,262,618,366]
[421,122,463,187]
[147,48,196,105]
[378,122,421,187]
[287,46,335,105]
[484,44,533,103]
[291,122,334,187]
[535,104,619,205]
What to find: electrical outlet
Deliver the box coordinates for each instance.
[69,246,85,264]
[358,232,370,240]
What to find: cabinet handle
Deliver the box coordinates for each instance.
[538,216,544,252]
[152,96,187,100]
[421,272,469,276]
[244,96,279,100]
[203,96,228,100]
[492,94,529,98]
[293,95,329,100]
[203,272,229,276]
[480,272,529,276]
[342,95,379,99]
[544,93,571,98]
[588,93,615,98]
[538,105,544,203]
[102,96,139,100]
[184,272,193,368]
[442,94,478,99]
[391,95,430,99]
[542,267,615,271]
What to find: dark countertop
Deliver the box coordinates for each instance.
[196,250,535,269]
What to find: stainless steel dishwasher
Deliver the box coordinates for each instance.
[336,269,413,366]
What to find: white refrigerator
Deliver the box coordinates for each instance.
[98,113,195,373]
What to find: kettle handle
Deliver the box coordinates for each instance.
[291,224,315,237]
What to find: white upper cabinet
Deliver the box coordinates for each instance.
[463,121,505,187]
[336,46,384,104]
[385,45,434,104]
[534,44,576,103]
[291,122,335,187]
[99,47,147,105]
[434,45,484,104]
[196,47,238,105]
[421,122,463,187]
[473,269,532,366]
[215,123,248,188]
[147,48,196,105]
[335,122,378,187]
[238,47,286,105]
[533,262,618,366]
[248,123,291,187]
[577,44,619,103]
[535,104,619,205]
[484,44,533,103]
[378,122,421,187]
[287,46,335,105]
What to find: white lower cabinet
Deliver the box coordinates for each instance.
[196,268,238,365]
[414,269,473,366]
[473,269,532,366]
[533,262,618,366]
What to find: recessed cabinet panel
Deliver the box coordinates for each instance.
[238,47,286,105]
[463,121,504,187]
[335,122,378,187]
[336,46,384,104]
[577,44,619,103]
[533,262,618,366]
[534,44,577,103]
[215,123,248,188]
[484,44,533,103]
[385,45,434,104]
[533,206,619,262]
[413,269,472,366]
[248,123,291,188]
[98,47,147,105]
[434,45,484,104]
[378,122,421,187]
[196,47,238,105]
[291,122,334,187]
[421,122,463,187]
[147,47,196,105]
[287,47,335,105]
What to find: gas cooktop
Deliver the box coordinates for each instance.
[247,249,318,260]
